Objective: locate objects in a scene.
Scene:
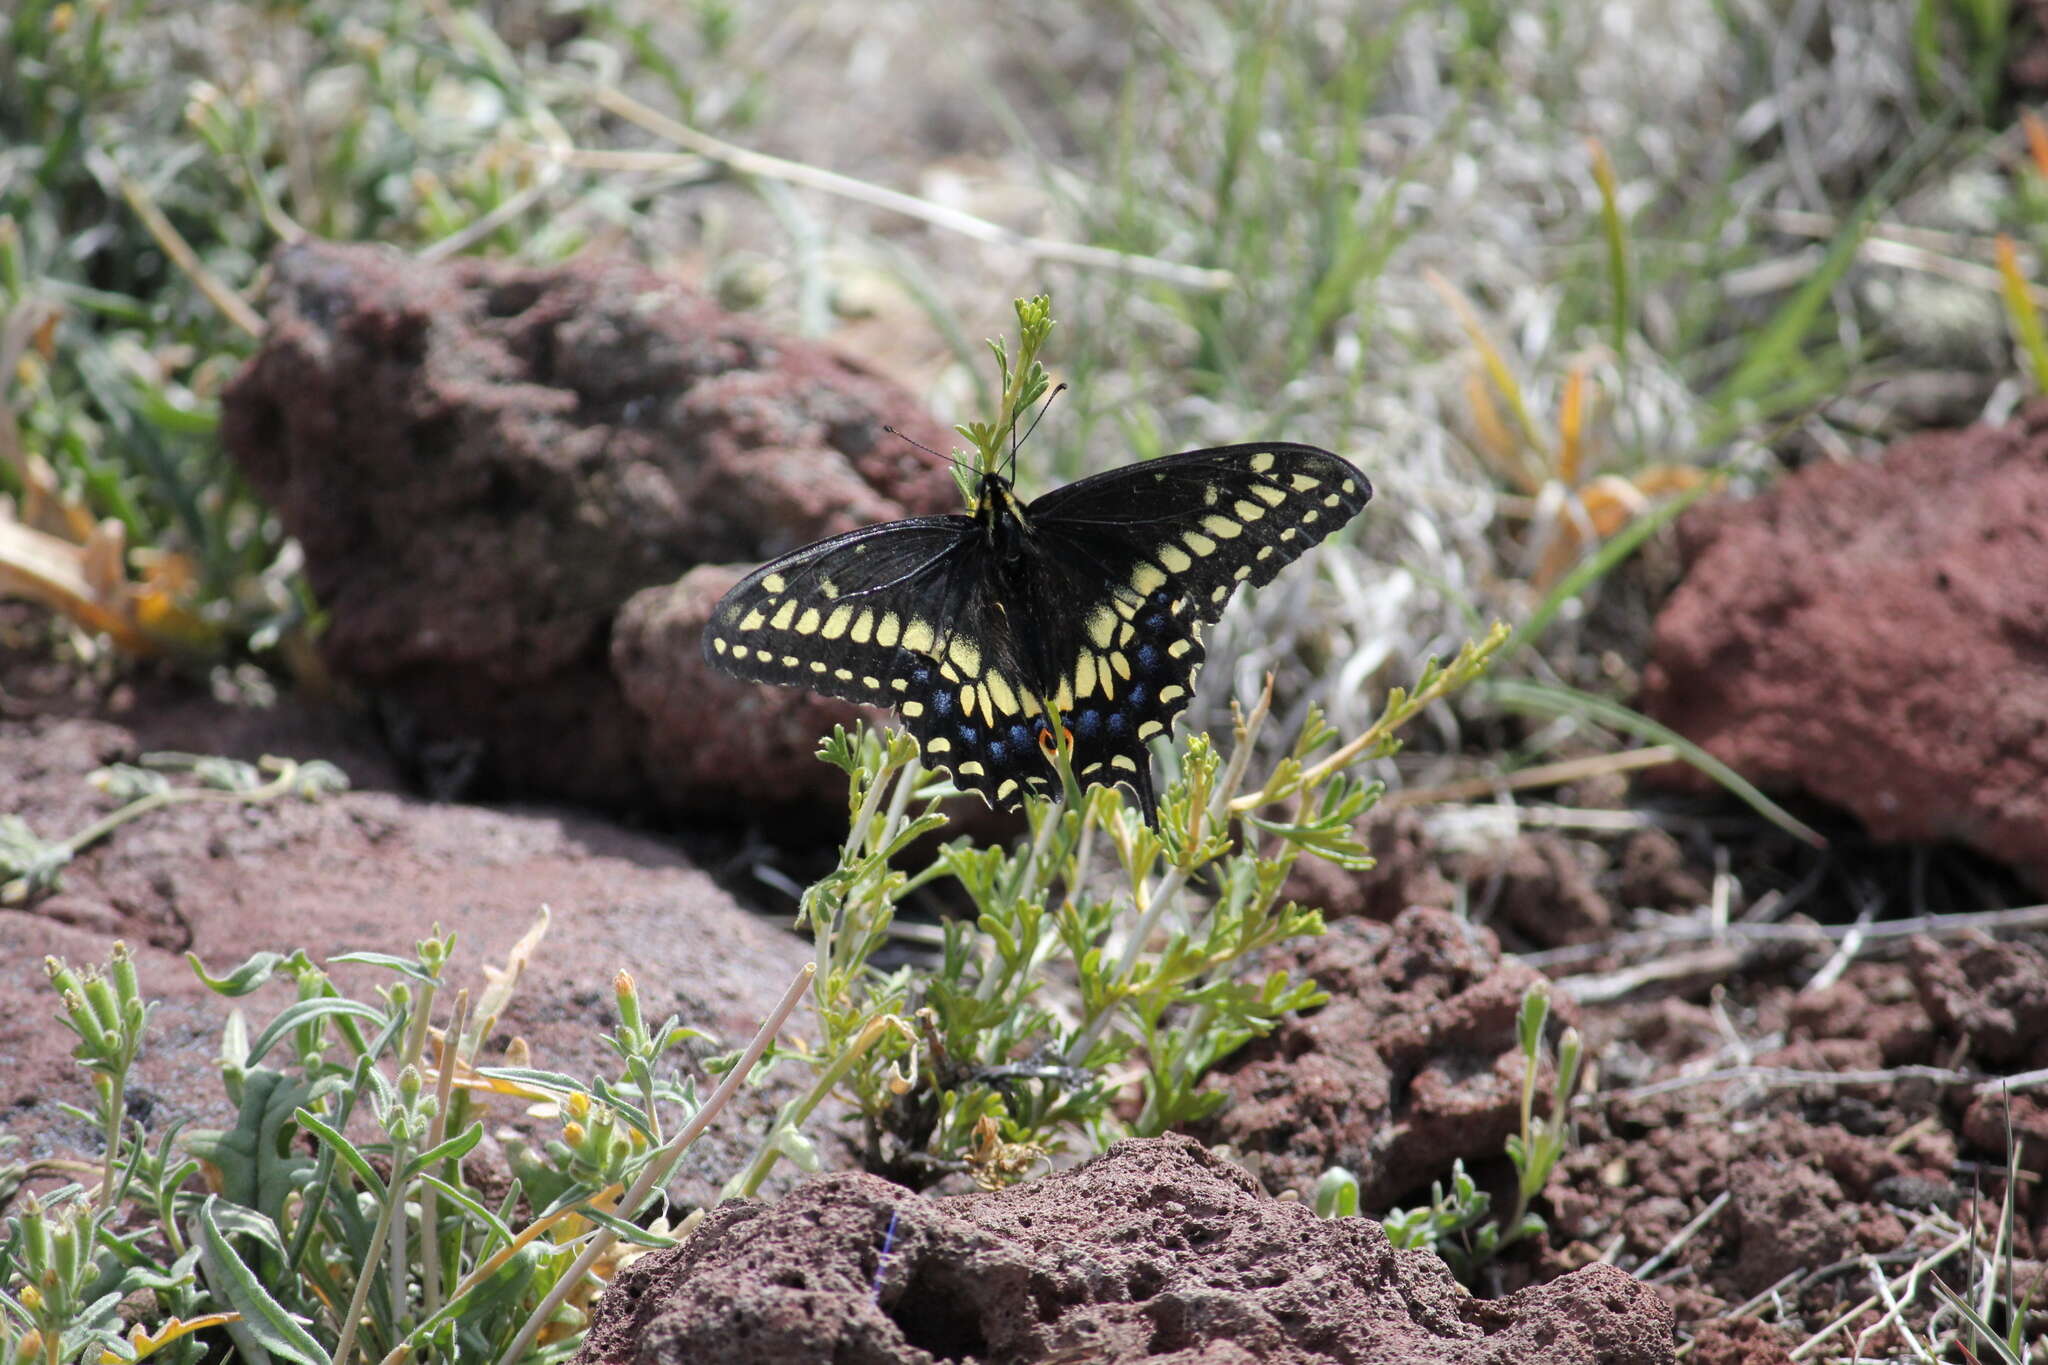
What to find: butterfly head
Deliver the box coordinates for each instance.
[973,469,1035,564]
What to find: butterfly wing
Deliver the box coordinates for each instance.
[702,515,1062,810]
[1018,443,1372,817]
[702,516,975,706]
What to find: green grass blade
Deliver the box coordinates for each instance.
[1713,112,1951,410]
[1499,475,1720,665]
[1482,678,1825,848]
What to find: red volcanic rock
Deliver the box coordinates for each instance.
[221,241,957,815]
[577,1134,1675,1365]
[1639,408,2048,887]
[1199,908,1566,1207]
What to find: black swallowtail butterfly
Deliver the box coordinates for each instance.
[702,443,1372,823]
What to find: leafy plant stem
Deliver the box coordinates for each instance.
[493,960,816,1365]
[727,1010,899,1201]
[333,1130,410,1365]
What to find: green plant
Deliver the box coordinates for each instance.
[1329,982,1580,1284]
[1,920,810,1365]
[720,302,1509,1196]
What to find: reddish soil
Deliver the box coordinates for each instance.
[7,646,2039,1357]
[0,627,835,1210]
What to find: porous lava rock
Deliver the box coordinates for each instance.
[1906,931,2048,1070]
[220,240,957,815]
[1639,405,2048,887]
[0,667,826,1207]
[1198,908,1564,1207]
[577,1134,1675,1365]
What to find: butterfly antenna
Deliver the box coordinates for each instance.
[1006,382,1068,482]
[884,424,976,480]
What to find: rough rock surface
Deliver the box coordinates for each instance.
[578,1134,1675,1365]
[0,663,823,1207]
[1199,909,1564,1207]
[1907,930,2048,1070]
[1639,406,2048,887]
[220,241,958,815]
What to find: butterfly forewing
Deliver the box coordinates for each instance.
[701,518,973,708]
[1020,444,1371,807]
[1027,443,1372,625]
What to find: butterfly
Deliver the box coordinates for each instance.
[701,443,1372,824]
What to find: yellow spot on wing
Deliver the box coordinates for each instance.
[1109,651,1131,680]
[1290,473,1320,491]
[732,644,750,660]
[739,608,767,631]
[823,605,853,638]
[1250,452,1275,473]
[986,672,1019,715]
[1234,499,1264,521]
[1200,514,1242,540]
[1183,531,1217,557]
[1252,483,1287,507]
[1076,653,1097,699]
[902,700,925,717]
[1131,563,1166,595]
[948,637,981,676]
[996,778,1018,800]
[1159,685,1186,704]
[761,573,786,593]
[1111,754,1138,771]
[926,736,950,752]
[1323,493,1342,508]
[1168,639,1192,658]
[863,675,881,690]
[876,613,902,647]
[835,668,854,681]
[770,600,797,630]
[796,607,821,634]
[1158,544,1193,572]
[1138,720,1165,739]
[852,609,875,643]
[957,761,986,777]
[902,620,935,654]
[810,660,827,673]
[1087,607,1116,648]
[713,638,728,654]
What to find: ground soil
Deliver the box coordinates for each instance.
[4,624,2041,1360]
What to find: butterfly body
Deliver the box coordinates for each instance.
[702,443,1371,822]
